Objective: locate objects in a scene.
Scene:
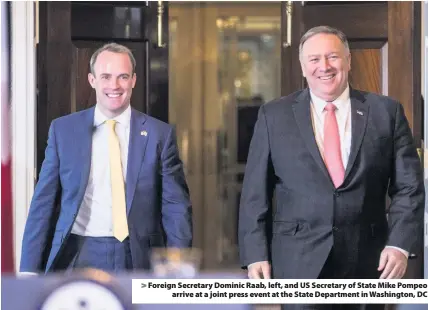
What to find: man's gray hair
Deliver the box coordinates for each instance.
[90,43,136,76]
[299,26,350,60]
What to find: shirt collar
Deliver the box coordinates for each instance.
[310,85,350,115]
[94,104,132,128]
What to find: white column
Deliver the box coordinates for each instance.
[11,1,36,270]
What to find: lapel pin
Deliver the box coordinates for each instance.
[356,110,363,116]
[141,130,147,136]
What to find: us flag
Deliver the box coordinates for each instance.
[1,1,14,274]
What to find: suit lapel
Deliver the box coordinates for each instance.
[292,89,331,182]
[344,88,368,181]
[75,107,95,208]
[125,109,148,215]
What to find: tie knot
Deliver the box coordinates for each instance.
[106,119,117,129]
[324,103,337,112]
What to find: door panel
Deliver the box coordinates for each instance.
[349,48,384,94]
[71,2,147,41]
[72,46,96,111]
[302,2,388,39]
[388,2,422,144]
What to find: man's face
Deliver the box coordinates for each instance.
[88,51,136,117]
[300,33,351,101]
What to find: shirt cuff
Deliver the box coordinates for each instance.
[385,246,409,258]
[18,272,38,277]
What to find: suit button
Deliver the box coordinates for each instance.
[334,191,340,197]
[333,226,339,232]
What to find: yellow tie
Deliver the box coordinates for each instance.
[106,120,129,242]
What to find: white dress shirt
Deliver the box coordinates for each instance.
[71,104,131,237]
[309,86,408,258]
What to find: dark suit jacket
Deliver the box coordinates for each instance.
[20,107,193,273]
[238,88,425,279]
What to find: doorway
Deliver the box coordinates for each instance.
[169,2,281,269]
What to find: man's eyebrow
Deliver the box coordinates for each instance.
[99,73,131,77]
[306,52,340,58]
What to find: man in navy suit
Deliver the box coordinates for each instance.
[20,43,192,273]
[238,26,424,309]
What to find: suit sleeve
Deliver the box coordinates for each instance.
[20,121,61,272]
[239,105,275,268]
[160,127,193,248]
[387,103,425,257]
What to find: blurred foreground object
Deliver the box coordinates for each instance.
[151,247,202,278]
[40,268,131,310]
[2,269,249,310]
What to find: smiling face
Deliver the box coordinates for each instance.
[88,50,136,118]
[300,33,351,102]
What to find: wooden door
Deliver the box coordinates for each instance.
[281,1,423,280]
[36,1,169,174]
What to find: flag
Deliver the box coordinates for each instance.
[1,1,15,274]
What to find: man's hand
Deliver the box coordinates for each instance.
[247,261,271,279]
[378,247,408,279]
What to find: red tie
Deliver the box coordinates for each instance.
[323,103,345,188]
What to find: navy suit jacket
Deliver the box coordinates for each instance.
[238,88,425,279]
[20,107,192,273]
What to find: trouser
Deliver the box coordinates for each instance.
[53,234,133,272]
[280,250,384,310]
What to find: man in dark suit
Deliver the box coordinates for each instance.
[238,25,424,307]
[20,43,192,274]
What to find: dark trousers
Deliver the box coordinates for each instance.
[53,234,133,273]
[281,251,384,310]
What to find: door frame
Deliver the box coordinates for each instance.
[10,0,36,270]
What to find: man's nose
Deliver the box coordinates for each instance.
[109,78,119,88]
[319,57,331,71]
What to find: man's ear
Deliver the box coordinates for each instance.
[132,73,137,88]
[88,73,96,88]
[347,53,351,71]
[300,62,306,78]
